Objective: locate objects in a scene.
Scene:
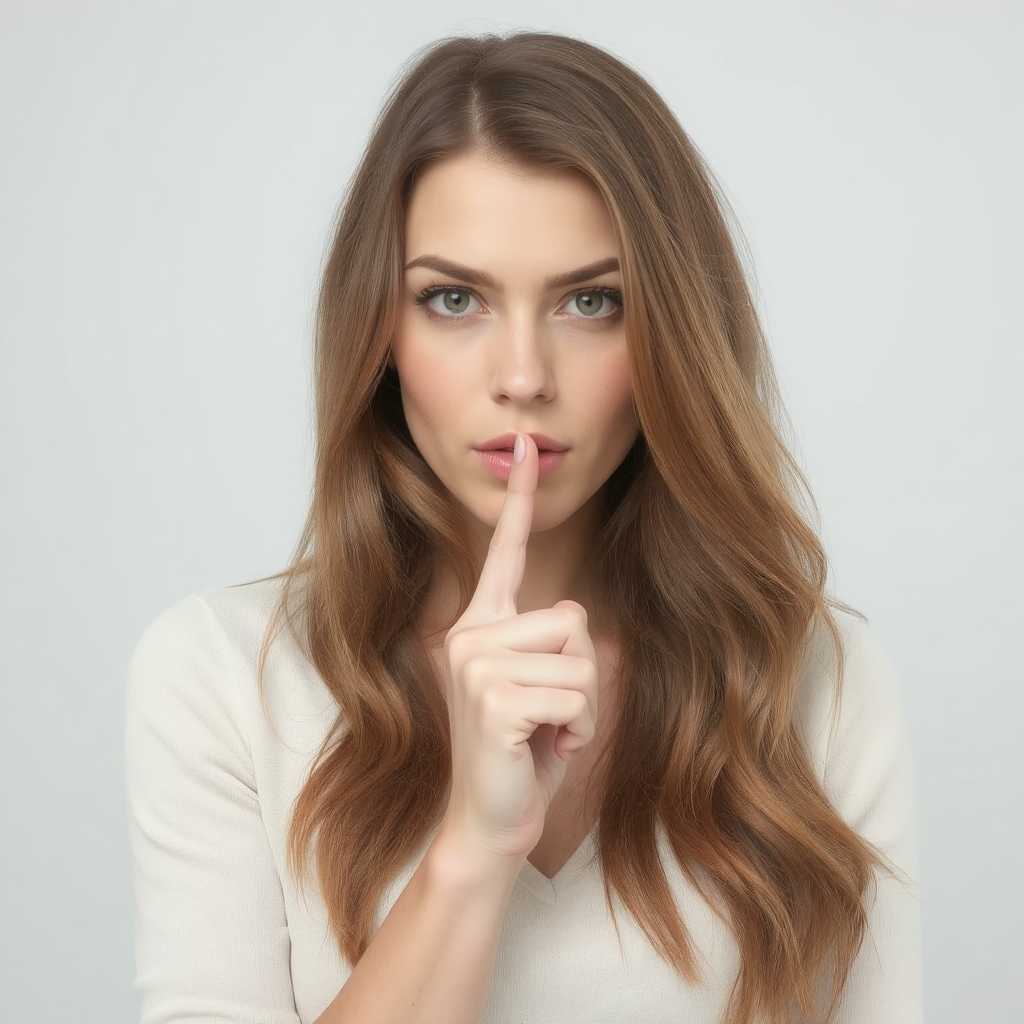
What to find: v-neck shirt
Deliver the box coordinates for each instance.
[126,577,922,1023]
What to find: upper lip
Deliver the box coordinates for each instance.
[475,432,568,452]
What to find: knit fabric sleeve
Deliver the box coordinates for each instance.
[799,612,924,1024]
[125,594,301,1024]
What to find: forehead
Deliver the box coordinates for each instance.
[404,152,619,274]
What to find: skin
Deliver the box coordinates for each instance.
[391,151,639,631]
[317,152,637,1023]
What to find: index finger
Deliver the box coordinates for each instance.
[467,432,538,620]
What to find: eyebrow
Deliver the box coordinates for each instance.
[403,254,621,290]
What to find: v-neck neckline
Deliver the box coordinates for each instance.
[516,825,599,904]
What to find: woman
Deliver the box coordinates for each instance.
[126,32,921,1024]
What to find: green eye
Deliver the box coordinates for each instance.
[573,291,607,316]
[442,291,472,313]
[414,286,483,320]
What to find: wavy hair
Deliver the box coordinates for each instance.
[267,32,881,1024]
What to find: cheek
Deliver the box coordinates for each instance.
[584,351,636,432]
[393,342,472,442]
[596,366,639,466]
[606,371,634,417]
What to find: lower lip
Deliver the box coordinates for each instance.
[474,449,568,481]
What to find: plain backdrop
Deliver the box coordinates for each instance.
[1,1,1021,1021]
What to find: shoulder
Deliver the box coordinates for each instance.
[796,607,904,763]
[126,577,297,757]
[130,576,288,673]
[126,579,318,1022]
[127,574,334,767]
[795,612,924,1020]
[795,607,918,869]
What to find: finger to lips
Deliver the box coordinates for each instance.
[468,433,538,621]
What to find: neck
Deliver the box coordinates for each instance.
[418,486,614,643]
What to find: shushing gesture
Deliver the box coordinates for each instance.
[440,433,599,867]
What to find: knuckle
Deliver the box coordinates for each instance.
[476,685,508,730]
[561,602,588,629]
[569,691,594,735]
[562,654,596,689]
[444,627,475,664]
[578,658,599,690]
[461,655,494,692]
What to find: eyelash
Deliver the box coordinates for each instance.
[412,285,624,323]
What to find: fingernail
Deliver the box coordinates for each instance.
[513,433,526,464]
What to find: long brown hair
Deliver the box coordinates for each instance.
[268,32,880,1024]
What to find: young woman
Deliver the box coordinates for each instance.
[126,32,921,1024]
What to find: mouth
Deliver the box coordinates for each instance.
[475,432,569,453]
[473,435,570,482]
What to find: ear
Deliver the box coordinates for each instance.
[386,348,397,371]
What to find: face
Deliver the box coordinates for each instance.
[391,151,639,536]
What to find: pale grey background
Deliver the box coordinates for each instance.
[1,1,1020,1022]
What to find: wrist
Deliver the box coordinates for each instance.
[426,821,526,899]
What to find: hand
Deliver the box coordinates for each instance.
[439,434,599,867]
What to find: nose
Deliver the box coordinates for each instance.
[488,314,556,404]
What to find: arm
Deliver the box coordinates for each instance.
[126,596,300,1024]
[128,436,597,1024]
[800,614,923,1024]
[312,830,518,1024]
[317,433,597,1024]
[127,599,519,1024]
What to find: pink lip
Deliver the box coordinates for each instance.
[473,432,570,481]
[474,448,567,482]
[475,432,568,453]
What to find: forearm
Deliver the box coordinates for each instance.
[316,830,521,1024]
[317,440,592,1023]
